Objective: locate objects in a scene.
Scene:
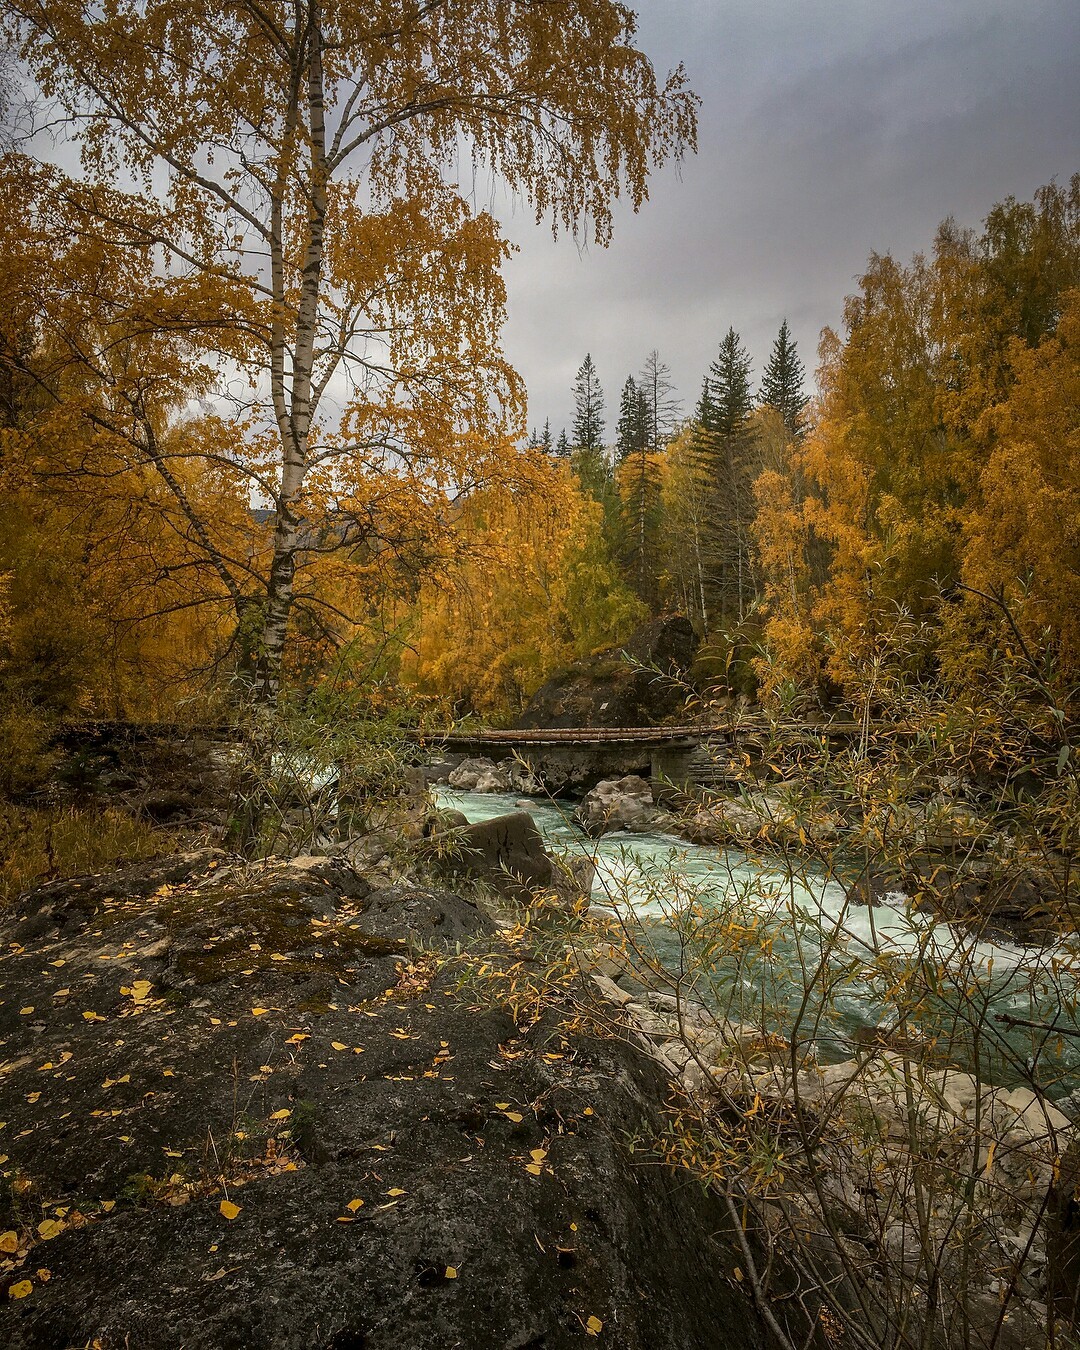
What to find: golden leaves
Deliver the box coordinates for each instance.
[8,1279,32,1299]
[218,1200,241,1221]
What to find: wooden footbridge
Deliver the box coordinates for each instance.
[432,720,866,790]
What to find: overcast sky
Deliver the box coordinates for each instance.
[496,0,1080,438]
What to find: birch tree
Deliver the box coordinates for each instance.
[4,0,697,706]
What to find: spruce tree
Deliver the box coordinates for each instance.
[709,327,753,435]
[555,428,570,457]
[695,328,758,627]
[571,353,605,451]
[615,375,648,461]
[541,417,553,453]
[759,319,807,437]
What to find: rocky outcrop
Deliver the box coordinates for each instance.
[516,615,698,730]
[573,775,671,838]
[0,852,769,1350]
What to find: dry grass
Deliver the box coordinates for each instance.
[0,803,176,907]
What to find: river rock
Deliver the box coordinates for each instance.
[497,757,545,795]
[574,775,662,837]
[435,809,574,906]
[447,756,507,791]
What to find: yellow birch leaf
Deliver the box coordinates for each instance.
[585,1315,603,1335]
[269,1109,291,1120]
[445,1266,457,1279]
[0,1231,18,1253]
[330,1042,348,1051]
[219,1200,241,1221]
[7,1279,32,1299]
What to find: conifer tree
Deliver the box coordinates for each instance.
[572,353,605,451]
[694,328,758,627]
[710,327,754,435]
[759,319,808,437]
[555,428,570,457]
[638,349,682,453]
[614,374,661,604]
[615,375,648,461]
[541,417,553,453]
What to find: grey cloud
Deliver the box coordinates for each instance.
[501,0,1080,436]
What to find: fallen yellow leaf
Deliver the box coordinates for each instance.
[0,1231,18,1253]
[100,1201,115,1212]
[387,1188,406,1197]
[346,1198,364,1212]
[219,1200,241,1221]
[269,1109,291,1121]
[7,1279,32,1300]
[35,1268,50,1282]
[585,1315,603,1336]
[445,1266,458,1279]
[19,1006,34,1016]
[37,1219,63,1240]
[330,1042,348,1051]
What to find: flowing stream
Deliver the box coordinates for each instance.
[436,788,1080,1096]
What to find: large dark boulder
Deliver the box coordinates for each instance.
[435,810,578,905]
[0,845,769,1350]
[516,615,699,729]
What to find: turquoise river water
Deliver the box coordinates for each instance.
[436,788,1080,1096]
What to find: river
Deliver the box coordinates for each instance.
[436,787,1080,1096]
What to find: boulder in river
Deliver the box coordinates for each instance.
[573,775,667,837]
[436,809,589,907]
[447,756,508,791]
